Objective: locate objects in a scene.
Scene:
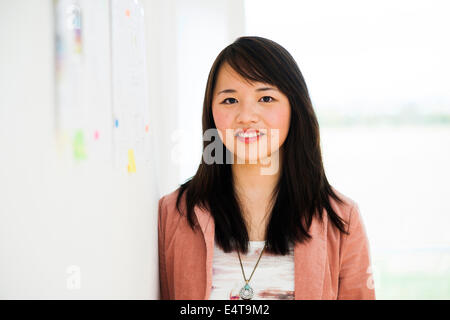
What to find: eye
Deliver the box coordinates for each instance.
[221,97,238,104]
[260,96,274,103]
[220,96,275,105]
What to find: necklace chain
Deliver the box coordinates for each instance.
[237,241,267,284]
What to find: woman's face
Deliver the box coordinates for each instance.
[211,62,291,165]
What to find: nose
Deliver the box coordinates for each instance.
[235,100,258,124]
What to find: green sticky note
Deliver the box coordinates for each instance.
[73,130,87,160]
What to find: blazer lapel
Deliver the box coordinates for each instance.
[194,204,215,300]
[294,211,328,299]
[194,204,328,300]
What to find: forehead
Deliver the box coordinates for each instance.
[214,62,266,92]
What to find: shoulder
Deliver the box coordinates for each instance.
[325,186,365,243]
[159,187,183,212]
[328,186,358,227]
[158,187,194,239]
[158,187,184,225]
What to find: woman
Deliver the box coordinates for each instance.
[158,36,375,300]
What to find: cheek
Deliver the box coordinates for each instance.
[212,107,233,131]
[266,107,290,136]
[212,107,235,146]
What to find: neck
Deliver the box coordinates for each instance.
[231,150,282,240]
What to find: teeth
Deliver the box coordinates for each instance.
[238,132,261,138]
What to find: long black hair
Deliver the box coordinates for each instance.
[175,36,349,255]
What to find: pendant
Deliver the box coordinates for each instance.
[239,283,254,300]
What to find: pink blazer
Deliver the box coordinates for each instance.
[158,187,376,300]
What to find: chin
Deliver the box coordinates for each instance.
[234,155,269,164]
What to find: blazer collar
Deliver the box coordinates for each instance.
[194,205,328,300]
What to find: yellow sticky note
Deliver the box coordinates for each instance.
[127,149,136,173]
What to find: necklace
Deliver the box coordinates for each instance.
[237,241,267,300]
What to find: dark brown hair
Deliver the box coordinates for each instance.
[175,36,349,255]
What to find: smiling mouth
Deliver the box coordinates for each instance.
[235,131,265,144]
[234,128,266,138]
[235,131,264,138]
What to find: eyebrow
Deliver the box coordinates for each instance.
[216,87,278,96]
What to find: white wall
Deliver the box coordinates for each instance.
[0,0,244,299]
[0,0,161,299]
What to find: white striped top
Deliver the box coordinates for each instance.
[209,240,295,300]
